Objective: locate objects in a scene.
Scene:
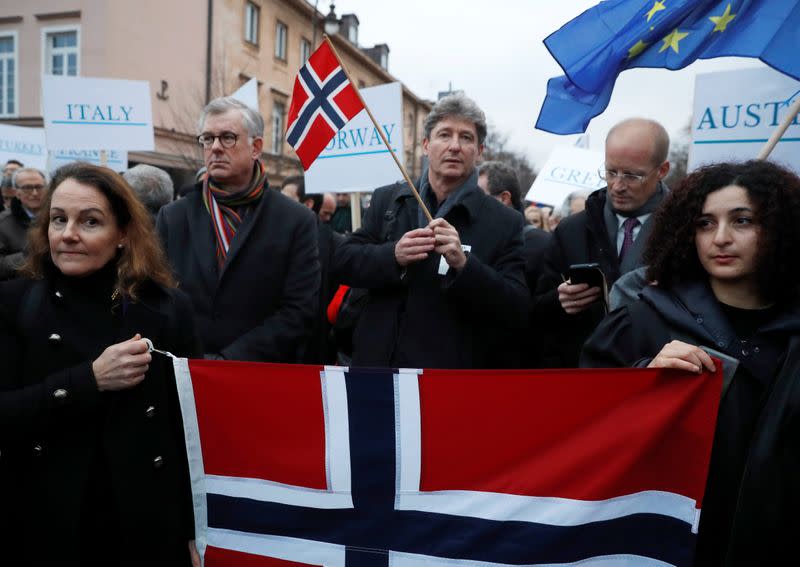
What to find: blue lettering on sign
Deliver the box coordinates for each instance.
[697,90,800,132]
[57,104,143,126]
[548,166,604,189]
[323,123,397,154]
[0,140,45,156]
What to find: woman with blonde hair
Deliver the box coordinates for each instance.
[0,163,200,565]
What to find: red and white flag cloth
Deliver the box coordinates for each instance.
[173,361,723,567]
[286,41,365,169]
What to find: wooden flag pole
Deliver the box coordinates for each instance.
[323,35,433,224]
[757,95,800,160]
[99,150,108,167]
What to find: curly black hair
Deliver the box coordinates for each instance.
[644,159,800,303]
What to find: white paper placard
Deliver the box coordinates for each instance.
[231,78,259,112]
[689,67,800,174]
[41,75,155,152]
[304,82,404,194]
[525,146,605,207]
[0,124,48,170]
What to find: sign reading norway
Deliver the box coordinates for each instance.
[41,75,155,152]
[690,66,800,174]
[305,82,403,195]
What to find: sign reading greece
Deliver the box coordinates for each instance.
[41,75,155,152]
[305,82,403,194]
[690,66,800,174]
[0,124,48,170]
[525,145,605,207]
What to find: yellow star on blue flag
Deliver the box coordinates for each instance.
[537,0,800,135]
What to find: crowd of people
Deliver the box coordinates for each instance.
[1,92,800,564]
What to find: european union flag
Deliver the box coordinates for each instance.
[536,0,800,135]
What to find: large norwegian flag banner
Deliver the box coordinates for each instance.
[286,40,365,169]
[173,360,722,567]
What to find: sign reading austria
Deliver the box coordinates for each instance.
[690,66,800,174]
[41,75,155,152]
[304,82,403,195]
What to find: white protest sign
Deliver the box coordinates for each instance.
[231,78,259,112]
[689,66,800,174]
[48,149,128,172]
[0,124,48,170]
[525,146,605,207]
[41,75,154,151]
[305,82,403,194]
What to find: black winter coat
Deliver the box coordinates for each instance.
[334,178,529,369]
[534,188,653,368]
[581,281,800,566]
[157,184,320,362]
[0,267,200,565]
[0,198,32,280]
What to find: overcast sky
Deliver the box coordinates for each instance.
[332,0,764,169]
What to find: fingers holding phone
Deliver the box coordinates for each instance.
[558,281,603,314]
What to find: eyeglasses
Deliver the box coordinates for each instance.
[197,132,240,149]
[17,184,46,193]
[598,166,659,185]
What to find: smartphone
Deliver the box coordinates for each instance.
[565,263,605,288]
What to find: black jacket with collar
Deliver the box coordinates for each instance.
[533,188,656,368]
[0,198,33,280]
[157,182,320,362]
[0,270,200,565]
[581,281,800,566]
[334,175,529,369]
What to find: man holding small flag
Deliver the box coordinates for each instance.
[285,40,529,369]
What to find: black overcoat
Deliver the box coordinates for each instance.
[581,282,800,565]
[334,179,529,369]
[0,271,200,564]
[157,184,320,362]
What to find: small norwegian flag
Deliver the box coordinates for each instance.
[286,40,365,169]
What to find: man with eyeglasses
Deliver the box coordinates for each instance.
[533,118,670,368]
[1,159,24,213]
[0,167,48,280]
[156,96,320,362]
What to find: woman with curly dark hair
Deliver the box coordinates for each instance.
[0,163,200,565]
[581,159,800,565]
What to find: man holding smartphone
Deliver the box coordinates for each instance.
[533,118,671,368]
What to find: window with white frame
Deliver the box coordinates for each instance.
[271,102,285,154]
[0,34,17,117]
[244,2,260,45]
[300,38,311,63]
[44,28,79,76]
[275,21,287,60]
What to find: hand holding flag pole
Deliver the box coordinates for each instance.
[286,35,432,223]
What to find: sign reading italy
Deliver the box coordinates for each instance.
[689,66,800,175]
[305,82,403,195]
[41,75,154,152]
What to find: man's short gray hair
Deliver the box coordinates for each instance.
[423,93,487,146]
[11,167,49,188]
[198,96,264,138]
[560,190,591,218]
[123,164,174,215]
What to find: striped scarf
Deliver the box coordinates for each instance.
[202,160,267,267]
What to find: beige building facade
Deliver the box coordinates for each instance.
[0,0,432,188]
